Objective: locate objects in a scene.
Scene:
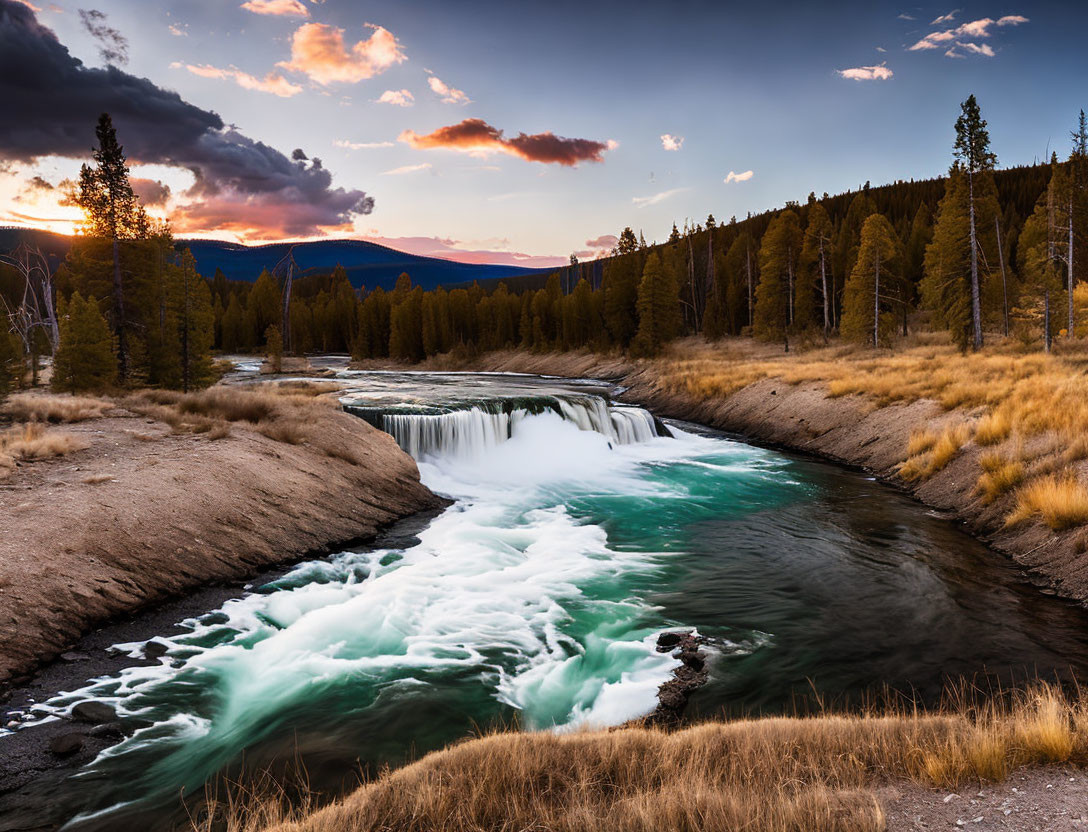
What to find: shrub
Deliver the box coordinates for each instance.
[2,393,113,423]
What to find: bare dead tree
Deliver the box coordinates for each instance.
[273,246,298,355]
[0,245,61,378]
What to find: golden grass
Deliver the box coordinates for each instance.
[905,428,938,457]
[1007,474,1088,530]
[2,393,113,423]
[975,408,1012,446]
[0,423,88,477]
[899,422,970,482]
[190,684,1088,832]
[976,450,1024,504]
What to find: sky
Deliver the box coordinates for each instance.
[1,0,1086,268]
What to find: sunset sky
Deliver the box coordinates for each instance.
[1,0,1085,267]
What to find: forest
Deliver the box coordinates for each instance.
[1,97,1086,394]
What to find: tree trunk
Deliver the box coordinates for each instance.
[746,244,753,328]
[996,214,1009,337]
[968,171,983,350]
[819,238,830,339]
[1069,200,1076,338]
[786,249,794,326]
[873,251,880,348]
[1045,287,1052,353]
[112,238,127,381]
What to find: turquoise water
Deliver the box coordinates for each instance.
[9,373,1088,830]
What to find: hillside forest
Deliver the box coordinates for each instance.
[1,97,1086,394]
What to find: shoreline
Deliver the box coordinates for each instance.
[423,346,1088,608]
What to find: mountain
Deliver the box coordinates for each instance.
[0,229,550,291]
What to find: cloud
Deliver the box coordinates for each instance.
[0,0,373,238]
[176,62,303,96]
[632,187,688,208]
[131,177,171,206]
[168,22,187,36]
[837,62,893,81]
[584,234,618,252]
[660,133,683,151]
[376,88,413,106]
[876,46,887,52]
[910,14,1028,54]
[381,162,431,175]
[399,118,612,166]
[958,41,995,56]
[277,22,405,84]
[427,74,469,104]
[724,170,754,184]
[78,8,127,65]
[931,9,959,24]
[241,0,309,17]
[362,234,569,268]
[897,12,915,20]
[334,139,394,149]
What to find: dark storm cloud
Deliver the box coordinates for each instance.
[78,8,128,66]
[0,0,374,236]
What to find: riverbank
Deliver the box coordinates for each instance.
[398,335,1088,606]
[0,384,443,690]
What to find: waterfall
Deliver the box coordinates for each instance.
[347,395,664,461]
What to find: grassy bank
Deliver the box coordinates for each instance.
[195,684,1086,832]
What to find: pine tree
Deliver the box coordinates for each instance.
[842,214,901,347]
[631,251,680,356]
[264,325,283,372]
[602,254,640,347]
[922,167,973,350]
[221,294,245,353]
[616,227,639,255]
[74,113,149,382]
[53,293,116,392]
[754,210,802,350]
[169,248,215,391]
[953,94,997,349]
[801,200,834,338]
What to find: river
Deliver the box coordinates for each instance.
[6,371,1088,830]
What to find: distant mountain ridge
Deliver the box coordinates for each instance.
[0,228,549,291]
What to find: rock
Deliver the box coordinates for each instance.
[142,640,169,660]
[71,701,116,724]
[655,631,691,651]
[48,732,84,756]
[59,651,90,662]
[88,722,126,740]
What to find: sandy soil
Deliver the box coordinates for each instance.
[882,767,1088,830]
[0,398,443,689]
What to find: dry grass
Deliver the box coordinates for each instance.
[899,422,971,482]
[190,685,1088,832]
[81,474,114,485]
[976,450,1024,504]
[0,423,88,478]
[1007,474,1088,530]
[2,393,113,423]
[644,336,1088,530]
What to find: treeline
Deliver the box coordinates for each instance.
[2,97,1086,399]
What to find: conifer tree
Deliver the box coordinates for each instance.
[754,210,802,350]
[953,95,997,349]
[74,113,149,382]
[922,168,973,350]
[53,293,116,392]
[801,201,834,338]
[0,327,21,397]
[265,324,283,372]
[169,248,215,391]
[631,251,680,356]
[221,294,245,353]
[842,214,901,347]
[602,254,640,346]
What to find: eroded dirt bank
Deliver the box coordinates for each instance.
[0,397,443,690]
[422,346,1088,605]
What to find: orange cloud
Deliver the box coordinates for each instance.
[172,192,355,240]
[399,118,612,166]
[176,62,303,96]
[241,0,309,17]
[376,88,413,106]
[278,23,405,84]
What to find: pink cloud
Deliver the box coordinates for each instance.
[910,14,1028,52]
[399,118,612,166]
[376,88,413,106]
[363,234,568,268]
[175,62,303,96]
[427,75,470,104]
[172,192,356,239]
[241,0,309,17]
[837,62,893,81]
[278,23,405,84]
